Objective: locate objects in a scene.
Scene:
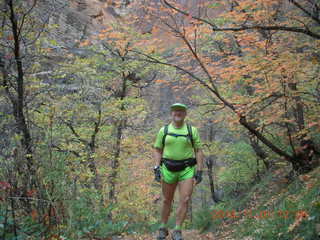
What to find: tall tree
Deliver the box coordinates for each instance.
[0,0,54,211]
[133,0,320,174]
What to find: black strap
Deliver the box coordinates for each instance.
[187,123,194,148]
[161,158,197,171]
[162,124,169,148]
[162,123,194,149]
[167,133,189,138]
[162,158,197,165]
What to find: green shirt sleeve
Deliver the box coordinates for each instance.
[192,126,202,150]
[153,127,165,149]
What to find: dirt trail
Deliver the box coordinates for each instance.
[117,229,235,240]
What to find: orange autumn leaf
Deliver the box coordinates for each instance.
[31,209,38,220]
[79,40,91,47]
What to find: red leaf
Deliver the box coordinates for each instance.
[0,181,11,190]
[26,189,37,197]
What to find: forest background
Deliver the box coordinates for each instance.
[0,0,320,239]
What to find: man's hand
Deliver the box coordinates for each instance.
[153,165,161,182]
[193,170,203,185]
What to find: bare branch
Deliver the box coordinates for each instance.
[51,144,81,157]
[17,0,38,37]
[211,25,320,40]
[289,0,320,25]
[64,120,88,146]
[162,0,320,39]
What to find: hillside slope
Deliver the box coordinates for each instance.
[118,164,320,240]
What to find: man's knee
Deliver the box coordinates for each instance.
[163,196,174,206]
[179,195,191,205]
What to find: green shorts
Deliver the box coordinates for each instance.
[160,164,196,184]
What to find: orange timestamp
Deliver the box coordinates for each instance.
[211,209,309,220]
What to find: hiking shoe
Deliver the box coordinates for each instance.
[171,229,183,240]
[157,227,169,240]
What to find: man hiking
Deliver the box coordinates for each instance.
[153,103,205,240]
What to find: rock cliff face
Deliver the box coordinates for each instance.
[43,0,121,47]
[42,0,177,113]
[40,0,232,144]
[43,0,216,50]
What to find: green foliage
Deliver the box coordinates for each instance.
[0,203,45,240]
[211,17,230,26]
[235,172,320,240]
[201,166,320,240]
[207,2,223,8]
[211,140,263,195]
[62,193,124,238]
[192,207,216,233]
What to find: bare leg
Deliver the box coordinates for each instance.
[161,180,178,225]
[175,178,194,227]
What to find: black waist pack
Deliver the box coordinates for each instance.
[161,158,197,172]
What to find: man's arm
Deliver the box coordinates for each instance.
[154,147,163,166]
[195,148,204,171]
[192,126,204,171]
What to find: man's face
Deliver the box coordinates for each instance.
[171,108,187,122]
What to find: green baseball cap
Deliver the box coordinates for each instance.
[170,103,187,111]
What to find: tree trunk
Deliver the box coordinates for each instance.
[205,125,221,203]
[206,157,221,203]
[5,0,38,212]
[108,71,128,205]
[88,108,102,191]
[108,123,123,202]
[249,134,270,171]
